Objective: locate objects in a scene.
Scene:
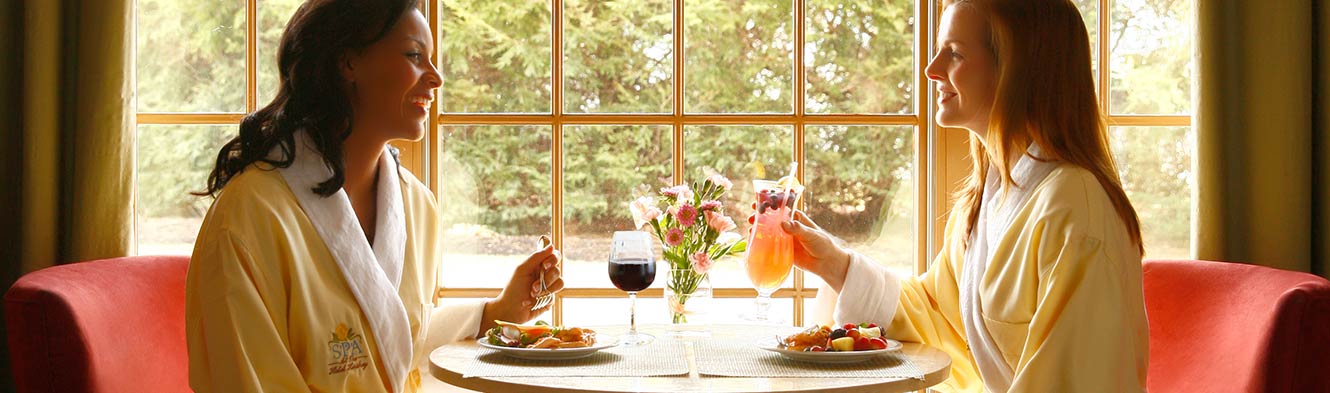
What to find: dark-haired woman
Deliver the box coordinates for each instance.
[184,1,561,392]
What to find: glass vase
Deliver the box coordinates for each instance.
[664,268,712,337]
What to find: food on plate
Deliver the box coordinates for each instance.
[484,320,597,349]
[780,323,890,352]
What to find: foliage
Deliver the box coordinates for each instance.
[136,0,1195,259]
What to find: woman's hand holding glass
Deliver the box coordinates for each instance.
[751,210,853,292]
[478,245,563,335]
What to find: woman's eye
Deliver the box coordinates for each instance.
[406,52,424,60]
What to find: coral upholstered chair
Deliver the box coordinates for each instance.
[1143,259,1330,392]
[5,256,190,393]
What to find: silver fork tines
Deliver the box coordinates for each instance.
[531,235,554,310]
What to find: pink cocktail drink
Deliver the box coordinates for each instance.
[743,179,803,322]
[747,200,795,290]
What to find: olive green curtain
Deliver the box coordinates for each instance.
[1194,0,1329,277]
[1,0,134,390]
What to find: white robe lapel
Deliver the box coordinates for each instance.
[277,133,412,393]
[960,144,1056,393]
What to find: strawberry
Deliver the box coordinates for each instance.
[853,337,873,351]
[869,337,888,350]
[843,323,857,331]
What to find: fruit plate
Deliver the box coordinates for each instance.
[759,339,903,364]
[476,338,618,361]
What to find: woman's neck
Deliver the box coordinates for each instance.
[341,130,386,192]
[340,130,387,243]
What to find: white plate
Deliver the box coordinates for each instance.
[477,337,618,361]
[759,338,903,364]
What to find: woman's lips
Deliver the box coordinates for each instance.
[938,91,957,104]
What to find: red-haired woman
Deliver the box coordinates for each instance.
[790,0,1148,391]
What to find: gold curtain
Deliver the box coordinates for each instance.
[2,0,134,389]
[9,0,135,270]
[1195,0,1329,277]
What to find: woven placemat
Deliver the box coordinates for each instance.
[462,339,688,378]
[693,337,926,379]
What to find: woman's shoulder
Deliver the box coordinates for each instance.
[395,165,440,212]
[200,164,303,232]
[1027,164,1126,238]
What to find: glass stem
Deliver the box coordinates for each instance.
[754,294,772,320]
[629,292,638,335]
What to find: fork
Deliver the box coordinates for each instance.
[531,235,555,311]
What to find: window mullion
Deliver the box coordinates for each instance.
[246,0,257,113]
[552,0,566,327]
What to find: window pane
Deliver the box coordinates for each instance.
[802,126,915,290]
[685,0,794,113]
[561,297,794,326]
[1111,126,1193,260]
[564,0,673,113]
[136,125,235,255]
[136,0,246,112]
[439,126,552,287]
[1109,0,1193,114]
[1071,0,1100,91]
[684,125,794,288]
[441,1,552,113]
[563,125,673,288]
[805,0,914,114]
[256,0,305,107]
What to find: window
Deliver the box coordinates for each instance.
[134,0,1194,326]
[437,0,925,327]
[1102,0,1195,259]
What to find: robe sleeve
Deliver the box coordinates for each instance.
[423,298,488,348]
[186,229,311,393]
[1007,231,1148,392]
[828,252,902,325]
[887,246,984,392]
[809,234,983,392]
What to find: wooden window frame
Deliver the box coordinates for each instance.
[134,0,1192,327]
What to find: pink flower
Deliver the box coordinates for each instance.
[675,204,698,227]
[707,174,733,191]
[699,200,722,211]
[665,228,686,247]
[705,210,737,233]
[629,196,662,229]
[690,252,714,274]
[661,185,694,205]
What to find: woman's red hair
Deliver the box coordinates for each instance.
[946,0,1144,253]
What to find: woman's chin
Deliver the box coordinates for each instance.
[386,124,427,143]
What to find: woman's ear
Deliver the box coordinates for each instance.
[338,52,358,84]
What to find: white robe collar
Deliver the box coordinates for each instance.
[960,144,1057,393]
[276,132,411,393]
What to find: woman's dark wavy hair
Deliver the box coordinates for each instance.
[197,0,420,197]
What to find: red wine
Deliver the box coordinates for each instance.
[608,258,657,292]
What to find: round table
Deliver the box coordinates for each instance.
[429,325,951,393]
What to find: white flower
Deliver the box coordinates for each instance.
[629,196,662,229]
[707,174,733,191]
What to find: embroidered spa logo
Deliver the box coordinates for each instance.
[327,323,369,375]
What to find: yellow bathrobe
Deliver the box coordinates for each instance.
[186,136,484,393]
[817,158,1148,392]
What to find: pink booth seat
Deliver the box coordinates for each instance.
[5,256,190,393]
[1143,259,1330,393]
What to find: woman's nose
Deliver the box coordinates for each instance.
[924,54,945,82]
[424,62,442,89]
